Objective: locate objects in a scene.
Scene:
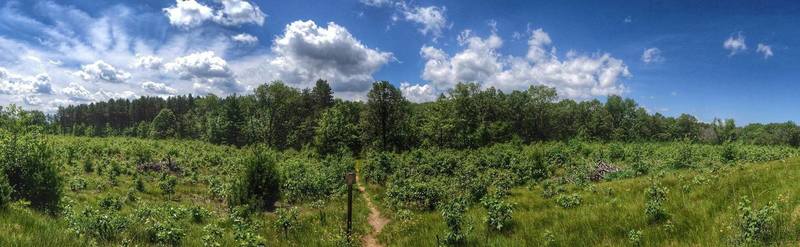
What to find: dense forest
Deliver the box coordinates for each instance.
[38,80,800,151]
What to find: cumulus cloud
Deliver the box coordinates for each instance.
[0,67,53,95]
[402,5,448,37]
[165,51,242,93]
[400,82,438,103]
[237,20,391,97]
[420,29,630,99]
[723,32,747,56]
[641,47,664,64]
[757,43,773,59]
[61,82,94,101]
[132,55,164,70]
[75,60,132,83]
[232,33,259,44]
[163,0,215,28]
[163,0,265,28]
[142,81,177,95]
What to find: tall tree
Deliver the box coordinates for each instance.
[150,108,177,139]
[361,81,410,151]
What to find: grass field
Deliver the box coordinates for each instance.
[2,135,799,246]
[374,158,800,246]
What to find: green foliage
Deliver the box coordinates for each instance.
[0,130,62,213]
[481,194,513,231]
[274,206,299,238]
[315,103,361,155]
[555,193,582,209]
[159,175,177,199]
[150,109,177,139]
[98,196,123,211]
[736,196,778,244]
[229,149,280,211]
[361,81,410,151]
[145,219,186,246]
[627,229,643,246]
[65,206,129,241]
[0,173,12,209]
[439,197,468,244]
[201,223,224,247]
[644,182,669,223]
[362,151,394,185]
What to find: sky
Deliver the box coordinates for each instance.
[0,0,798,124]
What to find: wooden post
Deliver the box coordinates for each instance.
[345,172,355,239]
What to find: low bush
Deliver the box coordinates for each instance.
[736,196,778,244]
[440,197,468,244]
[555,193,582,209]
[481,194,513,231]
[645,182,669,223]
[229,149,280,211]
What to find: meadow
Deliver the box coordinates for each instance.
[2,130,799,246]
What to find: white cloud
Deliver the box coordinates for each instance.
[420,29,630,99]
[723,32,747,56]
[215,0,266,26]
[165,51,242,94]
[400,82,438,103]
[141,81,177,95]
[61,82,94,101]
[360,0,394,7]
[163,0,265,28]
[757,43,773,59]
[641,47,664,64]
[0,67,53,95]
[75,60,132,83]
[236,20,392,98]
[163,0,215,28]
[624,16,632,23]
[232,33,259,44]
[132,55,164,70]
[402,5,447,37]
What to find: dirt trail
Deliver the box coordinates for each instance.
[356,172,389,247]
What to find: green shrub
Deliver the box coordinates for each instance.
[385,179,443,211]
[736,196,778,244]
[627,229,642,246]
[274,206,299,238]
[363,151,395,185]
[98,196,123,211]
[645,182,669,223]
[481,194,513,231]
[229,150,280,211]
[555,193,582,209]
[201,223,224,247]
[0,173,12,209]
[440,197,469,245]
[160,175,177,199]
[0,131,62,213]
[66,206,129,241]
[69,177,88,192]
[146,219,186,246]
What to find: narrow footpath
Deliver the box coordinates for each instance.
[356,172,389,247]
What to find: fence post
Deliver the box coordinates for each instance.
[345,172,355,239]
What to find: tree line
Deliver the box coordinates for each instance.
[8,80,799,151]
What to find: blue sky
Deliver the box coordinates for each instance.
[0,0,798,124]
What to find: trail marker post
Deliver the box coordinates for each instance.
[345,172,355,239]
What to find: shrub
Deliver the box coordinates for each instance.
[672,144,693,169]
[541,180,564,199]
[202,223,224,247]
[98,196,123,211]
[0,173,12,209]
[736,196,778,244]
[190,206,210,223]
[363,151,395,185]
[645,182,669,223]
[0,131,62,213]
[385,179,443,211]
[481,194,513,231]
[69,178,88,192]
[721,142,737,163]
[627,229,642,246]
[66,206,129,241]
[229,150,281,211]
[83,158,94,173]
[555,193,582,209]
[135,175,145,192]
[440,198,468,244]
[274,206,299,238]
[146,219,186,246]
[160,175,177,199]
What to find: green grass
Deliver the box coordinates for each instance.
[377,158,800,246]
